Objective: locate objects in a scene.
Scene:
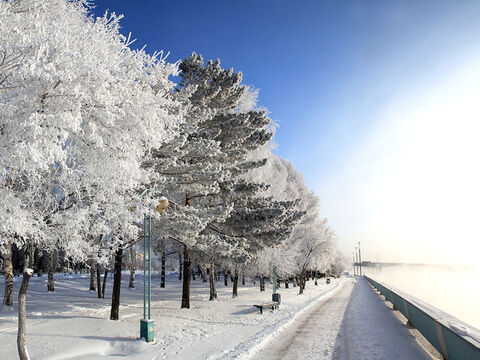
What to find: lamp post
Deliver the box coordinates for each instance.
[140,196,168,343]
[352,252,356,276]
[355,247,359,277]
[272,244,284,304]
[272,264,277,294]
[358,242,362,276]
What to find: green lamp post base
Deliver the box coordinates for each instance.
[140,319,154,342]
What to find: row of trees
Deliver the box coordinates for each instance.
[0,1,345,359]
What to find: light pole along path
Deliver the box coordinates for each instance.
[140,196,169,343]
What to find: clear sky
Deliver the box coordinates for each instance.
[92,1,480,265]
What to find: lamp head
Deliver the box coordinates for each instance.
[155,196,169,214]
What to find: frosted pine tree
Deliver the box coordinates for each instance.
[202,99,304,297]
[147,53,238,308]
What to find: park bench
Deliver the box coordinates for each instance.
[253,301,279,314]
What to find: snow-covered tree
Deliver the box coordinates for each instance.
[147,53,242,308]
[0,1,181,357]
[200,82,304,298]
[244,152,337,294]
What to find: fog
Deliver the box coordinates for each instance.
[323,54,480,267]
[362,264,480,330]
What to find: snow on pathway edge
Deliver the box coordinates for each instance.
[223,278,351,360]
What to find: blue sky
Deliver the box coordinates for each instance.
[92,1,480,264]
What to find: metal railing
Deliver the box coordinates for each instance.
[365,276,480,360]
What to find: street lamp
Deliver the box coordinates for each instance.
[352,252,356,276]
[355,247,358,277]
[140,196,168,343]
[155,196,169,214]
[358,242,362,276]
[272,244,284,304]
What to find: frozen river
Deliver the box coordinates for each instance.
[363,264,480,330]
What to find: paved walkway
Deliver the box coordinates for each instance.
[256,277,432,360]
[332,277,431,359]
[257,280,353,359]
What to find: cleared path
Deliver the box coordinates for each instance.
[256,279,354,359]
[333,277,431,360]
[256,277,432,360]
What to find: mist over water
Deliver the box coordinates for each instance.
[362,264,480,330]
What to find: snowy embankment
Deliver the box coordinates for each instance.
[0,272,349,360]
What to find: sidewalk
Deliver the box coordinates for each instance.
[332,277,431,360]
[254,278,353,359]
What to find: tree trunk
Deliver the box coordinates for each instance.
[89,262,96,291]
[241,273,245,286]
[3,243,13,306]
[201,266,207,283]
[232,270,239,298]
[96,266,102,298]
[181,245,191,309]
[17,268,32,360]
[110,248,123,320]
[128,265,135,289]
[35,250,43,277]
[27,246,35,270]
[102,270,108,298]
[128,244,135,288]
[40,252,49,276]
[260,276,265,292]
[209,262,217,301]
[285,279,289,289]
[224,272,228,287]
[161,246,166,288]
[192,267,196,281]
[47,251,55,292]
[178,254,182,281]
[299,272,305,295]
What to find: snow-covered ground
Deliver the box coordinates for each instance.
[0,272,348,359]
